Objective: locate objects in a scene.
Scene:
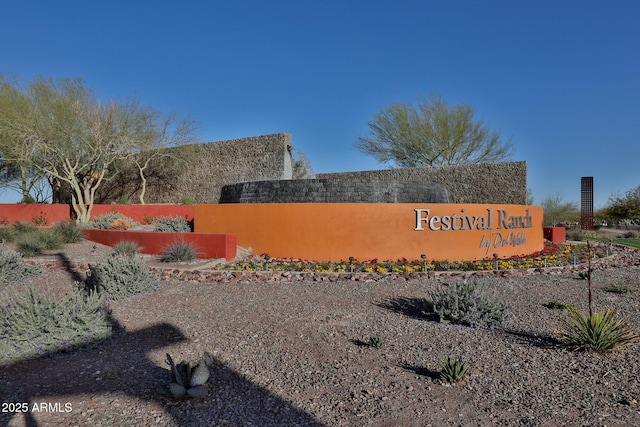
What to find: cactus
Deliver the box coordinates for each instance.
[165,352,214,399]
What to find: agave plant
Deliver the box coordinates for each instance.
[561,307,640,352]
[561,241,640,352]
[439,356,469,384]
[165,352,214,399]
[369,336,384,349]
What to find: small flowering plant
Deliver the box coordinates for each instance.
[216,242,610,273]
[109,218,131,230]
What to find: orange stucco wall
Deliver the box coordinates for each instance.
[0,204,71,225]
[0,204,195,225]
[194,203,544,261]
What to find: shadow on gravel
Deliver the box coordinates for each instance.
[375,297,437,321]
[54,251,87,284]
[502,329,565,349]
[399,363,441,381]
[350,338,373,348]
[0,319,325,427]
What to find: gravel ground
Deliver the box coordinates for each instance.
[1,241,639,426]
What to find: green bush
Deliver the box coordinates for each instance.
[180,195,195,205]
[154,216,192,232]
[161,240,198,263]
[12,221,38,234]
[52,220,83,243]
[14,229,63,256]
[0,287,113,363]
[82,255,157,300]
[0,250,43,287]
[429,281,510,328]
[37,230,64,250]
[567,230,586,241]
[15,232,46,256]
[0,226,15,243]
[604,284,632,294]
[90,212,137,230]
[543,300,575,310]
[112,240,143,257]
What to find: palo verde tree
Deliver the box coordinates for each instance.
[0,75,198,222]
[354,94,514,167]
[0,74,50,202]
[541,193,579,227]
[120,111,199,204]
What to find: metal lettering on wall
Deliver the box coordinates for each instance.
[581,177,594,231]
[414,207,533,256]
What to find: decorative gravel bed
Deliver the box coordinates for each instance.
[1,241,639,426]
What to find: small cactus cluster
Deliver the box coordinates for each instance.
[165,352,214,399]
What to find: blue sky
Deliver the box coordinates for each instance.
[1,1,638,208]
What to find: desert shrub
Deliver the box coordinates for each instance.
[112,240,143,257]
[567,230,586,241]
[143,213,158,225]
[439,356,469,384]
[14,229,63,256]
[12,221,37,234]
[0,226,15,243]
[161,240,198,263]
[83,255,157,300]
[429,281,510,328]
[180,195,195,205]
[52,220,83,243]
[561,307,640,352]
[14,232,46,256]
[31,213,49,226]
[543,300,575,310]
[621,231,638,239]
[0,287,113,363]
[604,284,632,294]
[90,212,137,230]
[0,250,43,287]
[36,229,64,250]
[154,216,192,233]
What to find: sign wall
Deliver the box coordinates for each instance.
[195,203,544,262]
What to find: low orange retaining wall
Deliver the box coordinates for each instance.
[82,229,237,261]
[194,203,544,262]
[0,204,71,225]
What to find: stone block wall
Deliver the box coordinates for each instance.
[124,133,293,204]
[219,179,450,203]
[95,131,526,205]
[317,161,528,205]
